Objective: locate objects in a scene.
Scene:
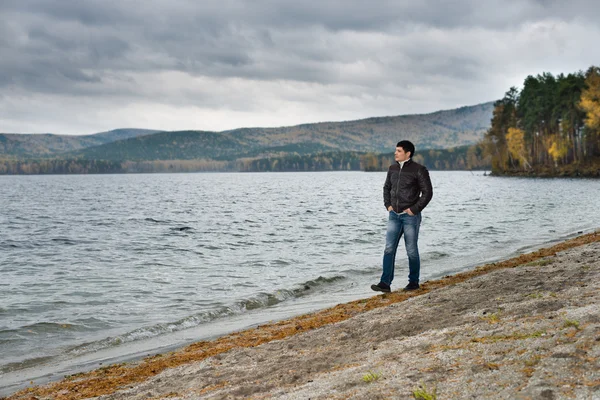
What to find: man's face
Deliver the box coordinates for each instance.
[395,146,411,163]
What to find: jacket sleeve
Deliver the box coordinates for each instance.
[383,168,392,209]
[409,166,433,214]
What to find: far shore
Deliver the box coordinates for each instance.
[4,230,600,400]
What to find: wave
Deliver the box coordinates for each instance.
[143,217,168,224]
[1,273,357,374]
[1,355,56,374]
[90,220,115,227]
[51,238,78,246]
[0,241,42,249]
[129,217,177,225]
[0,337,23,346]
[475,226,506,235]
[170,226,193,232]
[5,322,89,335]
[497,217,531,224]
[423,251,450,260]
[62,274,348,357]
[269,259,291,266]
[198,244,222,250]
[350,238,373,244]
[342,266,380,275]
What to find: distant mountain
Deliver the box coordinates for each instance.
[0,102,494,161]
[73,102,494,162]
[0,129,161,159]
[75,130,246,161]
[223,101,494,153]
[91,128,163,143]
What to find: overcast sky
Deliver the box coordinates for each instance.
[1,0,599,135]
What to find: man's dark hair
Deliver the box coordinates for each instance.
[396,140,416,157]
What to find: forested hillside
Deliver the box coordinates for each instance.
[64,102,492,163]
[482,66,600,177]
[0,102,495,174]
[0,129,160,159]
[221,101,493,154]
[1,103,493,161]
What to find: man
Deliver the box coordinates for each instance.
[371,140,433,293]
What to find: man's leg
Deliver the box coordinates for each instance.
[403,213,422,284]
[380,213,403,286]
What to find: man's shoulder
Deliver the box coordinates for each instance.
[406,159,428,171]
[388,163,400,171]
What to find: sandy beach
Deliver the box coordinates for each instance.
[5,231,599,400]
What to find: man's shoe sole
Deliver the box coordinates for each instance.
[402,286,420,291]
[371,284,391,293]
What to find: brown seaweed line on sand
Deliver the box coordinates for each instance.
[5,231,599,400]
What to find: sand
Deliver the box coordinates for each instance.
[6,232,600,400]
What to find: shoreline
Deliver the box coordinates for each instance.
[4,230,599,399]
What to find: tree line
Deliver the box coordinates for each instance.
[0,145,490,175]
[361,144,489,172]
[483,66,600,176]
[0,159,123,174]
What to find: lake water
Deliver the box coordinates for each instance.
[1,171,599,394]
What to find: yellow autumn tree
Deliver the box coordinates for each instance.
[546,135,569,167]
[579,66,600,130]
[506,127,531,170]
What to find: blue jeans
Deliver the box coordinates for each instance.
[381,211,421,286]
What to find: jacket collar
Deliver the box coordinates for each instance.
[398,158,412,169]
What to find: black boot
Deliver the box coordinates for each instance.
[371,282,391,293]
[403,282,420,291]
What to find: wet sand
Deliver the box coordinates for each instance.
[5,231,599,400]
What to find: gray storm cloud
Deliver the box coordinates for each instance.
[1,0,599,134]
